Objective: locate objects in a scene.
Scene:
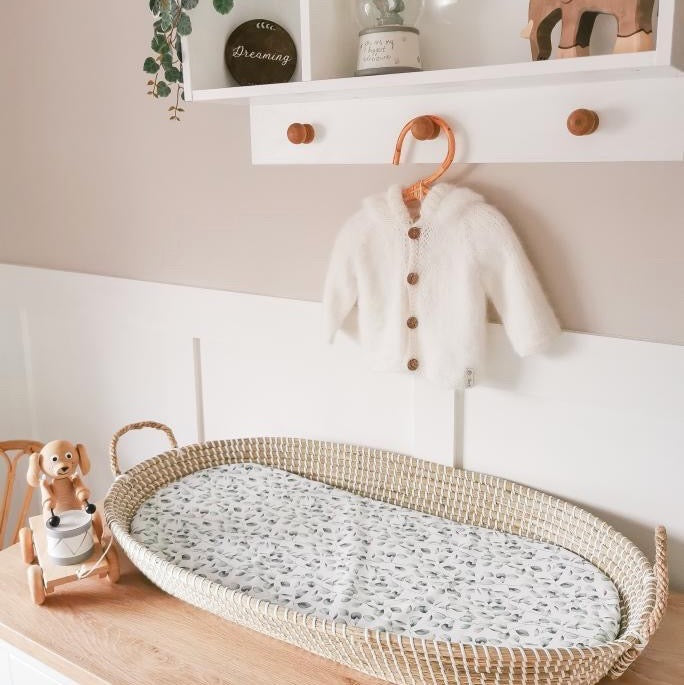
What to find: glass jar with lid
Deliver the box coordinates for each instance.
[354,0,426,76]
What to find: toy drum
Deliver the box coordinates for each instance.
[45,510,94,566]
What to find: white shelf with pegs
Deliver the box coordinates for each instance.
[180,0,684,163]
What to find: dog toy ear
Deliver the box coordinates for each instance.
[76,444,91,476]
[27,452,42,487]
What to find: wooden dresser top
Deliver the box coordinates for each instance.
[0,543,681,685]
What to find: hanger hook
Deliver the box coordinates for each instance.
[393,115,456,201]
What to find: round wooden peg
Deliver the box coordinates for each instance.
[411,116,440,141]
[287,123,315,145]
[567,109,599,136]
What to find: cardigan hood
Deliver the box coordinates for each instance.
[323,184,561,388]
[365,183,483,228]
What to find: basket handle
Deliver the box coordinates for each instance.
[110,421,178,477]
[608,525,669,679]
[645,525,669,640]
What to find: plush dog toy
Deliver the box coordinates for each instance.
[27,440,96,528]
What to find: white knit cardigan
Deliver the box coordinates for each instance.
[323,184,560,388]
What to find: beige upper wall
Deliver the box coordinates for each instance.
[1,2,683,345]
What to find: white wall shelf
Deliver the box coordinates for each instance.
[190,51,680,104]
[180,0,684,163]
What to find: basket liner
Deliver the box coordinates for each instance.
[130,462,621,649]
[105,426,668,685]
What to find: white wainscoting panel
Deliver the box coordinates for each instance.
[0,264,681,589]
[201,331,416,453]
[464,325,684,585]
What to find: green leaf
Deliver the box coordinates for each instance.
[181,0,199,8]
[161,51,174,70]
[143,57,160,74]
[149,0,161,14]
[157,81,172,97]
[165,66,182,83]
[213,0,234,15]
[175,34,183,61]
[151,34,170,54]
[176,12,192,36]
[160,8,173,31]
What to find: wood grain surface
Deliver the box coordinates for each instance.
[0,543,680,685]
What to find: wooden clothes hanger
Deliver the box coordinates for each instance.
[393,115,456,205]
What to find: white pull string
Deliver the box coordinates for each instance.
[77,534,114,579]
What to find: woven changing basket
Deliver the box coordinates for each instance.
[104,421,668,685]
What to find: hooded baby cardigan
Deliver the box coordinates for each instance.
[323,184,560,388]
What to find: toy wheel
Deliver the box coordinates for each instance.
[92,510,104,541]
[19,527,35,565]
[27,565,46,605]
[105,544,120,584]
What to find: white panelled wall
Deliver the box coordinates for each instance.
[0,264,681,590]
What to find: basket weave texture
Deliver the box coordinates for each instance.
[105,422,668,685]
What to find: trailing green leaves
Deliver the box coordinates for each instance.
[145,0,234,121]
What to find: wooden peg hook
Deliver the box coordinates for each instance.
[411,116,441,141]
[567,109,599,136]
[287,123,315,145]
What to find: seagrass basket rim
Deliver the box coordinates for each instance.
[104,434,665,673]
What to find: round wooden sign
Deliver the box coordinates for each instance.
[225,20,297,87]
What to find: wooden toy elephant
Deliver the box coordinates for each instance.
[522,0,655,60]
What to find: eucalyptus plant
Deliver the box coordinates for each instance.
[144,0,235,121]
[373,0,407,26]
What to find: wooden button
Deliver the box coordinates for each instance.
[407,273,419,285]
[407,317,418,329]
[408,227,421,240]
[407,358,419,371]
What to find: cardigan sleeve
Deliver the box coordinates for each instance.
[322,214,362,343]
[468,203,561,356]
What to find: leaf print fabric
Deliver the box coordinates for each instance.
[131,463,621,648]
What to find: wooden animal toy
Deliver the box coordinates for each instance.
[522,0,655,60]
[18,440,119,605]
[27,440,98,530]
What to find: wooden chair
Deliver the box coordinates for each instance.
[0,441,43,549]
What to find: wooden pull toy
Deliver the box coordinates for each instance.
[567,108,600,136]
[287,123,315,145]
[19,440,120,605]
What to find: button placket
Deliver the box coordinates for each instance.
[405,225,421,371]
